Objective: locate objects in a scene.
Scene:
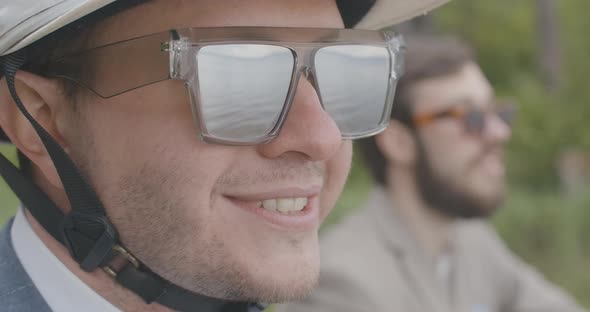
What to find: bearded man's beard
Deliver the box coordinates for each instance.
[414,139,505,219]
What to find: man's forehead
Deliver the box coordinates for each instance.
[411,63,494,113]
[86,0,342,48]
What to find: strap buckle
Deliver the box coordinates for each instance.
[61,211,119,272]
[103,244,141,277]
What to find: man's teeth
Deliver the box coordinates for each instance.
[261,198,308,213]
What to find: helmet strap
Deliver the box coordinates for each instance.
[0,53,265,312]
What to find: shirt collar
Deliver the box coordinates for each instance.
[366,187,462,261]
[11,207,120,312]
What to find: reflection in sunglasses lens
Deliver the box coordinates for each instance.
[315,45,392,137]
[464,110,485,133]
[197,44,295,142]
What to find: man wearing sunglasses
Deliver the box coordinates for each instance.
[280,36,585,312]
[0,1,451,311]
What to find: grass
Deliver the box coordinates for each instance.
[0,146,18,225]
[0,148,588,308]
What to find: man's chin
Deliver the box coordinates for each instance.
[245,264,320,303]
[479,194,505,217]
[457,192,504,219]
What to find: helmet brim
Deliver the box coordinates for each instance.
[1,0,450,56]
[356,0,450,29]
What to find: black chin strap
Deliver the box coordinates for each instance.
[0,53,266,312]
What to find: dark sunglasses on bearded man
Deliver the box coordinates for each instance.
[412,100,516,135]
[37,27,405,145]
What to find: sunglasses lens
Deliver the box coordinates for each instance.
[197,44,294,142]
[314,45,392,138]
[464,110,486,133]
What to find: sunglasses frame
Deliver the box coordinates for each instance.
[44,27,405,145]
[412,102,516,135]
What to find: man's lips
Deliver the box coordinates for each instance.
[479,155,505,178]
[222,185,322,230]
[223,185,322,201]
[469,148,505,176]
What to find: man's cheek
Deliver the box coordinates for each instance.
[320,142,352,219]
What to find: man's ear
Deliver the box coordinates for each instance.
[374,120,416,166]
[0,70,70,189]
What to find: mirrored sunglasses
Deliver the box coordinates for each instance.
[42,27,405,145]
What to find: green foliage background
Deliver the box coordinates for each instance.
[435,3,590,304]
[0,146,17,224]
[1,0,589,308]
[436,0,590,189]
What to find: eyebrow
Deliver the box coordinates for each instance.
[443,94,495,109]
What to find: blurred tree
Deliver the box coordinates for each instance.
[433,0,537,91]
[430,0,590,189]
[536,0,561,92]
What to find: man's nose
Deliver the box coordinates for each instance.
[484,112,512,144]
[257,77,342,160]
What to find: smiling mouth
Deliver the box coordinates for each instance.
[259,197,309,213]
[223,187,321,229]
[226,195,314,216]
[224,186,320,213]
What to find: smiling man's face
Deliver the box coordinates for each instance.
[61,0,352,303]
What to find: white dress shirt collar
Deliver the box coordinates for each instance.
[11,208,120,312]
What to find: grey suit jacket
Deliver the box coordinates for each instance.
[0,218,51,312]
[278,189,585,312]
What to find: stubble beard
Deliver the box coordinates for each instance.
[72,140,322,303]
